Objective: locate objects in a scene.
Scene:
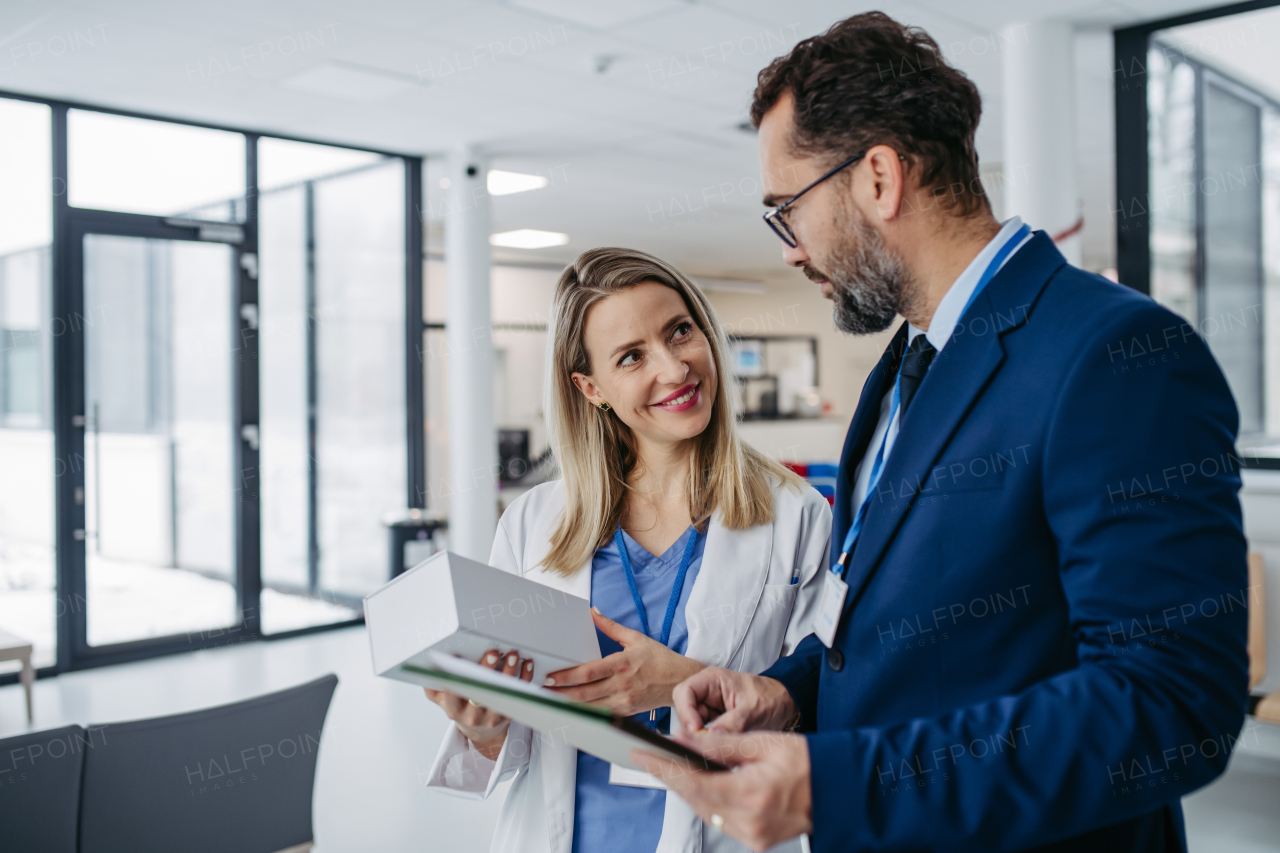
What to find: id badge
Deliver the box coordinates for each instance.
[609,762,667,789]
[815,571,848,648]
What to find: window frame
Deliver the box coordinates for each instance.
[0,87,425,681]
[1114,0,1280,468]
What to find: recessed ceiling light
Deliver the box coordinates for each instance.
[489,229,569,249]
[487,170,549,196]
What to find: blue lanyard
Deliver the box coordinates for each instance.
[834,224,1030,578]
[613,527,698,648]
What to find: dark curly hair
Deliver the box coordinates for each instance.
[751,12,989,216]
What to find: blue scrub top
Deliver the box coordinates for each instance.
[571,525,706,853]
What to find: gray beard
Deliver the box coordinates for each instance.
[808,204,918,336]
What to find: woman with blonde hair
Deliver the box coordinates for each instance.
[424,248,830,853]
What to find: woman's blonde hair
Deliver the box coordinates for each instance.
[541,247,803,576]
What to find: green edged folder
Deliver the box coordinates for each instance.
[404,653,728,775]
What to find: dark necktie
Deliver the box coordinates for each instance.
[898,334,937,417]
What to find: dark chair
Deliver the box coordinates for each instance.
[0,725,90,853]
[79,674,338,853]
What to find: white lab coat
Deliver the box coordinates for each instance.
[424,478,832,853]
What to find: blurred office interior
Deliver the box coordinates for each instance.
[1,1,1280,850]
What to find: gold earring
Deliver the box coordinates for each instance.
[597,402,611,411]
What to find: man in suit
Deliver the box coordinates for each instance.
[634,12,1249,852]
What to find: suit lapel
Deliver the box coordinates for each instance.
[839,232,1067,614]
[831,324,908,569]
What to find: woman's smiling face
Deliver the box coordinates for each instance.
[571,281,717,448]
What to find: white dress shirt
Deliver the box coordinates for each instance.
[850,217,1032,511]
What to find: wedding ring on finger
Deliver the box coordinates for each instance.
[710,814,725,831]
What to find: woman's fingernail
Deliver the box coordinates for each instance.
[485,654,498,665]
[591,606,602,615]
[544,677,555,686]
[525,661,534,671]
[507,653,518,667]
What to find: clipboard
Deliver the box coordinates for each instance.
[406,652,728,774]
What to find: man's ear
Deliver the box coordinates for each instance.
[865,144,907,224]
[571,372,605,407]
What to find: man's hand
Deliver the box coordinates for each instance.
[543,608,704,717]
[673,666,799,733]
[632,729,812,851]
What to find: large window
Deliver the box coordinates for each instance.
[0,93,423,678]
[1119,3,1280,458]
[0,98,54,668]
[258,139,407,633]
[68,110,246,221]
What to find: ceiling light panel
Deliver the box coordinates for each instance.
[488,170,550,195]
[489,229,569,249]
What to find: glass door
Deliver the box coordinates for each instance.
[80,234,241,647]
[23,102,422,675]
[1201,75,1265,435]
[0,97,56,669]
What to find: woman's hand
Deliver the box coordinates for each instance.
[543,608,705,717]
[423,649,534,760]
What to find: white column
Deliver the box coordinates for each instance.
[1001,20,1082,266]
[445,145,497,560]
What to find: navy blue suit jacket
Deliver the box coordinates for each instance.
[762,233,1248,852]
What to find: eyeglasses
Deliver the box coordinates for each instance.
[762,153,864,247]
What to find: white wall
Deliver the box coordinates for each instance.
[984,27,1116,275]
[703,270,894,428]
[421,258,887,516]
[1075,28,1119,274]
[424,259,558,515]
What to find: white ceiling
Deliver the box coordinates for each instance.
[0,0,1219,277]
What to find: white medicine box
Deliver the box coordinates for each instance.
[364,550,601,687]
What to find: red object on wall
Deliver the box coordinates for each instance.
[782,461,808,477]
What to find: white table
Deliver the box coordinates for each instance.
[0,627,33,723]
